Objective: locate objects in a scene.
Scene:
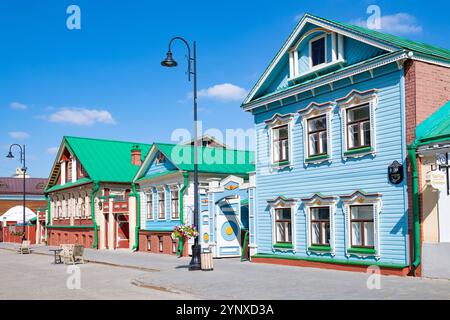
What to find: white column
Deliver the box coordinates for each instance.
[289,52,294,78]
[293,50,299,77]
[338,34,344,60]
[108,198,115,250]
[71,157,77,182]
[128,195,137,250]
[331,32,337,62]
[60,161,66,185]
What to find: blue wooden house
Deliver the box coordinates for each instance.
[240,13,450,275]
[133,142,254,256]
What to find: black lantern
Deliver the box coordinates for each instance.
[388,160,404,184]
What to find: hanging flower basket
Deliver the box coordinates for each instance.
[171,224,199,240]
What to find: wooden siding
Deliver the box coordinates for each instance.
[252,68,409,266]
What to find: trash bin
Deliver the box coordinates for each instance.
[201,249,214,271]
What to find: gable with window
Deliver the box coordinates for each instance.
[337,89,378,158]
[298,101,334,164]
[341,190,382,258]
[302,193,337,255]
[265,113,295,168]
[267,196,297,251]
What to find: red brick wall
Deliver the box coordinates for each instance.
[405,59,450,276]
[138,231,188,256]
[0,199,47,216]
[48,228,95,248]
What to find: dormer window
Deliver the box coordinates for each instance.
[310,35,326,68]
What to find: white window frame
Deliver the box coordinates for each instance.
[157,187,166,220]
[265,113,295,169]
[298,102,334,164]
[146,190,154,220]
[309,34,328,70]
[302,194,338,256]
[341,191,382,260]
[267,197,297,252]
[337,89,378,159]
[170,186,180,220]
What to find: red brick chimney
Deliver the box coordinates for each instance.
[131,145,142,166]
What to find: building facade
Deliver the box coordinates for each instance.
[133,143,254,256]
[44,136,151,250]
[240,14,450,275]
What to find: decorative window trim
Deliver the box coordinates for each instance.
[267,196,298,253]
[309,33,328,70]
[298,101,334,164]
[265,113,295,170]
[336,89,378,159]
[301,193,338,256]
[340,190,382,260]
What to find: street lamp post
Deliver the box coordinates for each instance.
[6,144,27,241]
[161,37,201,271]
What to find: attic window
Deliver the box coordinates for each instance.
[310,35,326,67]
[156,153,166,165]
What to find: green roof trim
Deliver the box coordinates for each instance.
[154,143,255,175]
[318,15,450,62]
[137,170,180,183]
[45,177,92,193]
[415,101,450,144]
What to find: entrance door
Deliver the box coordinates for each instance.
[117,215,129,248]
[216,198,241,257]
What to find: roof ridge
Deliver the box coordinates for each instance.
[155,142,254,153]
[64,135,152,147]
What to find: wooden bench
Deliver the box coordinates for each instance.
[58,244,85,265]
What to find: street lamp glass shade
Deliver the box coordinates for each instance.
[6,151,14,159]
[161,51,178,67]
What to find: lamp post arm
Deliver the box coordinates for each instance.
[168,36,194,80]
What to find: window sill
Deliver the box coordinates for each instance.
[305,154,330,164]
[308,245,331,252]
[347,247,376,255]
[273,243,293,249]
[344,146,373,157]
[271,161,292,170]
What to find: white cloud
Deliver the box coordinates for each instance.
[46,107,116,126]
[8,131,30,140]
[9,102,28,110]
[47,147,59,154]
[198,83,248,102]
[351,13,422,35]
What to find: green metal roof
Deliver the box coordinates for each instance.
[415,101,450,144]
[155,143,255,175]
[45,136,152,192]
[313,14,450,62]
[63,136,152,183]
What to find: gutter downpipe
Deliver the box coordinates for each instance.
[407,134,450,275]
[131,183,140,251]
[177,172,189,257]
[407,144,421,275]
[91,181,100,249]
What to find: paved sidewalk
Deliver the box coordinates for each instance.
[1,242,449,300]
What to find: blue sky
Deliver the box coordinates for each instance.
[0,0,448,177]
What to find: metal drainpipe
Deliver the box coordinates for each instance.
[131,183,140,251]
[90,181,100,249]
[177,172,189,256]
[407,144,421,275]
